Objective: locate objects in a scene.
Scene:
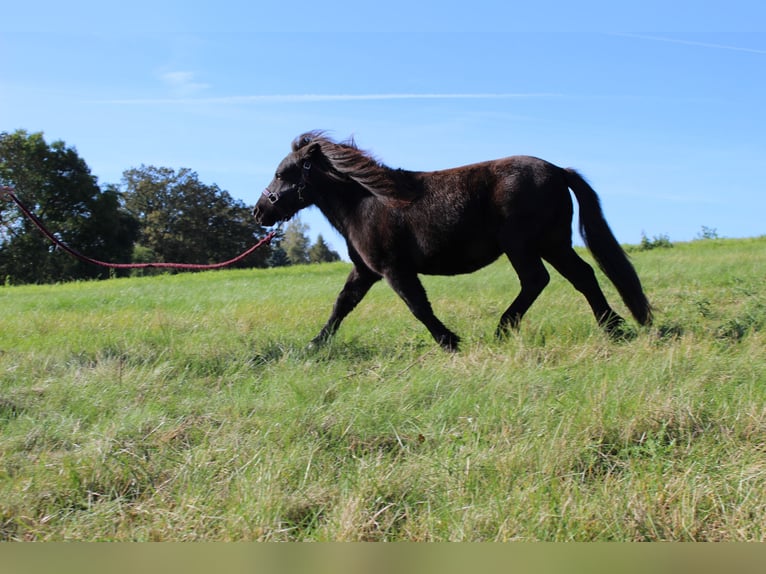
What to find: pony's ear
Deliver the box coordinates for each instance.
[297,142,321,184]
[302,141,321,161]
[292,130,327,152]
[299,142,324,181]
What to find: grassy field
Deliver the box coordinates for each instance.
[0,236,764,541]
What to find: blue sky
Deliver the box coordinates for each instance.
[3,1,765,257]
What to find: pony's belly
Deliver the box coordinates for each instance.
[418,243,502,276]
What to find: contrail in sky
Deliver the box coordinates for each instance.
[611,33,766,55]
[96,93,561,105]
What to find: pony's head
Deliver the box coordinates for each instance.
[253,132,320,226]
[253,131,415,226]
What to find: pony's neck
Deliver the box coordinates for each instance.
[311,166,419,238]
[313,184,371,238]
[314,170,399,237]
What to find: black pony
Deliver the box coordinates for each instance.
[254,131,651,351]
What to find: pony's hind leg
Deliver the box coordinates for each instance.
[496,250,550,338]
[542,246,627,336]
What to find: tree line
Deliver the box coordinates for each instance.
[0,130,339,285]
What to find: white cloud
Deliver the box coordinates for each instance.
[159,71,211,96]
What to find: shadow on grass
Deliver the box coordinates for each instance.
[655,323,685,341]
[251,336,432,366]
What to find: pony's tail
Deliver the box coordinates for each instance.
[564,168,653,325]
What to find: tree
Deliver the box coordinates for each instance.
[308,234,341,263]
[281,218,311,265]
[0,130,138,284]
[120,165,270,268]
[270,223,341,266]
[266,244,290,267]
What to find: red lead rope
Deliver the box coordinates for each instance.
[1,186,276,270]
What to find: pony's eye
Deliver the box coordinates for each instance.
[275,172,282,181]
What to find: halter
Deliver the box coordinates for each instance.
[262,160,312,204]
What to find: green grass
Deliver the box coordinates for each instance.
[1,237,765,541]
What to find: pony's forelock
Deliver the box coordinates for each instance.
[292,130,329,152]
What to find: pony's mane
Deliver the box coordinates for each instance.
[293,131,418,205]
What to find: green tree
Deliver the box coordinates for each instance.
[308,234,341,263]
[120,165,269,268]
[281,218,311,265]
[266,244,290,267]
[0,130,138,284]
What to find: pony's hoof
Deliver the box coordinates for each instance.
[495,324,519,341]
[306,335,329,352]
[601,313,636,341]
[438,332,461,352]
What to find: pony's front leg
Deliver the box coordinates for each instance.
[309,265,381,348]
[385,272,460,352]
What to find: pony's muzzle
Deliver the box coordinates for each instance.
[252,204,264,224]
